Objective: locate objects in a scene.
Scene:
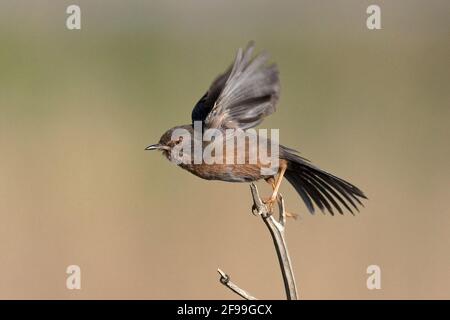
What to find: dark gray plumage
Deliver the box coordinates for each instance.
[280,146,366,215]
[192,41,280,130]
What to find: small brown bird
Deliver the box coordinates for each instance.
[146,42,366,215]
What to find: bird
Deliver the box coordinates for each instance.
[146,42,366,216]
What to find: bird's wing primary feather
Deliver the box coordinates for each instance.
[191,42,280,130]
[191,67,231,124]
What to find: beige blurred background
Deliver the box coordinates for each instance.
[0,0,449,299]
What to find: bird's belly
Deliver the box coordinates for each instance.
[180,163,264,182]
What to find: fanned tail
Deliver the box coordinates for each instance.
[281,146,367,215]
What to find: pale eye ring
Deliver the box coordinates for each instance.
[175,136,183,145]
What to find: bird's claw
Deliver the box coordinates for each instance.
[285,211,299,220]
[263,196,277,212]
[264,195,299,220]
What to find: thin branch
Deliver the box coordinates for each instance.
[217,183,299,300]
[250,183,298,300]
[217,268,257,300]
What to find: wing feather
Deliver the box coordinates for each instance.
[191,42,280,130]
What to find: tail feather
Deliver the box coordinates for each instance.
[281,146,367,215]
[292,182,315,213]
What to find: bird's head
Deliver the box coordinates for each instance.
[145,124,194,162]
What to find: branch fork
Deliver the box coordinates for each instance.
[217,183,298,300]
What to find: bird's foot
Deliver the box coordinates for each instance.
[264,197,299,219]
[263,196,278,213]
[285,211,299,220]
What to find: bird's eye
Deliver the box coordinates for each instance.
[175,137,183,145]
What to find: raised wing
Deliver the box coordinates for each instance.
[191,67,231,124]
[191,42,280,130]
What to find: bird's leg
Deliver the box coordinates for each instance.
[268,163,287,202]
[263,177,298,219]
[265,177,276,189]
[264,164,298,218]
[263,163,287,210]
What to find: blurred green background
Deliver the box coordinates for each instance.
[0,0,449,299]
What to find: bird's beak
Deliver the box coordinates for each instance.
[145,143,162,151]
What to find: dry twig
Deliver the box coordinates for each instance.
[217,183,298,300]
